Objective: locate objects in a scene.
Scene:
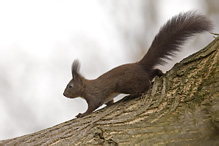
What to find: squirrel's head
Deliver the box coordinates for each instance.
[63,60,85,98]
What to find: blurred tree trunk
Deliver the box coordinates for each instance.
[1,37,218,145]
[105,1,158,61]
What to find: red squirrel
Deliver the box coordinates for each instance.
[63,11,212,118]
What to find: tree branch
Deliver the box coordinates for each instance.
[1,37,219,145]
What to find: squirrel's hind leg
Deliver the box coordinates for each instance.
[105,100,114,106]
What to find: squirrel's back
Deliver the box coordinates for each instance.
[139,11,213,70]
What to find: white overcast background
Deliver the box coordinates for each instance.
[0,0,218,140]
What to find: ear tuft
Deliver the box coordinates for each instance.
[72,59,80,76]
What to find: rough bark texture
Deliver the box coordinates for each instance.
[1,37,219,146]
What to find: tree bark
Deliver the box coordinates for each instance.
[1,37,219,146]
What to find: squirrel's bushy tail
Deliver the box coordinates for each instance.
[139,11,213,70]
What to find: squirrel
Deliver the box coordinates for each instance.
[63,11,212,118]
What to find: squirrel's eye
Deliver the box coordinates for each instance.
[69,84,73,88]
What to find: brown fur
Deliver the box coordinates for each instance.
[63,11,212,118]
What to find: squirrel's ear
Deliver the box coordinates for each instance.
[72,59,80,78]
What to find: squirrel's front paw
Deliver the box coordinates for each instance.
[76,113,86,118]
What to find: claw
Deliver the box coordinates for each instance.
[76,113,83,118]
